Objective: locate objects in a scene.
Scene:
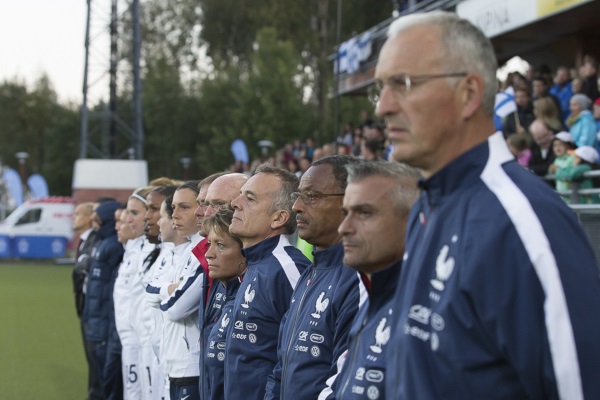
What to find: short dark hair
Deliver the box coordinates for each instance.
[177,180,200,195]
[312,155,360,191]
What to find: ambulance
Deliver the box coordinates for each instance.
[0,197,74,258]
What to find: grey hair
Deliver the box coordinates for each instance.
[571,94,592,110]
[387,11,498,116]
[346,160,420,215]
[254,163,299,234]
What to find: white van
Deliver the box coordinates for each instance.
[0,197,74,258]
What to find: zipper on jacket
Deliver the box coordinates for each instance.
[281,264,317,399]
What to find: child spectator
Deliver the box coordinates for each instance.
[555,145,600,204]
[507,132,532,167]
[548,132,576,198]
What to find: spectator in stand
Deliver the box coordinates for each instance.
[594,98,600,133]
[532,75,563,118]
[567,93,597,148]
[299,157,312,176]
[572,77,584,95]
[287,158,302,178]
[550,66,573,119]
[506,132,532,168]
[360,138,384,160]
[336,142,350,155]
[305,137,317,161]
[503,87,535,136]
[533,96,565,132]
[555,146,600,204]
[581,56,599,102]
[528,119,557,177]
[311,147,324,163]
[352,128,363,156]
[548,132,576,201]
[338,123,354,147]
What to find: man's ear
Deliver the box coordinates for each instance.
[271,210,290,230]
[460,73,485,120]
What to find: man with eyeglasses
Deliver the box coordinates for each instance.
[224,164,310,400]
[264,155,366,400]
[374,11,600,399]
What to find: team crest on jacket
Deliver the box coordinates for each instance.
[241,283,255,309]
[219,312,230,332]
[311,291,330,319]
[430,245,455,291]
[369,317,391,354]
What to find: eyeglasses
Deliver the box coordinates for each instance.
[368,72,468,104]
[291,191,345,205]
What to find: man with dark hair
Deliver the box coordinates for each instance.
[224,164,310,400]
[375,11,600,399]
[503,86,535,136]
[334,161,420,399]
[265,155,366,399]
[550,66,573,119]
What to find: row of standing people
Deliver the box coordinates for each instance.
[70,10,600,400]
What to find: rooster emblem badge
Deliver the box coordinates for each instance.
[311,291,330,319]
[241,284,255,309]
[430,245,455,291]
[369,317,391,354]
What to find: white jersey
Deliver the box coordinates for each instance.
[114,236,145,345]
[130,237,159,348]
[149,233,204,378]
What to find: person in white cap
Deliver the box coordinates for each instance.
[555,145,600,204]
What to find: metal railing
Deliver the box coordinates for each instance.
[545,170,600,205]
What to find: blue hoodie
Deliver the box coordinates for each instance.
[83,201,125,342]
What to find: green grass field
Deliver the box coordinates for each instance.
[0,261,87,399]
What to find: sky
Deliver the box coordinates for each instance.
[0,1,529,105]
[0,1,87,104]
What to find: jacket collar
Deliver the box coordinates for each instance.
[241,234,289,264]
[419,132,497,207]
[312,242,344,269]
